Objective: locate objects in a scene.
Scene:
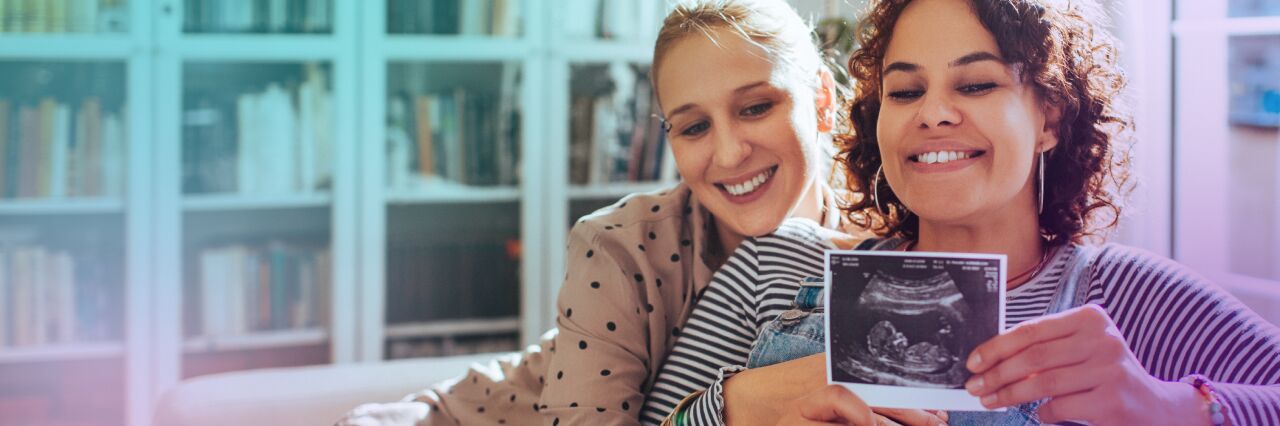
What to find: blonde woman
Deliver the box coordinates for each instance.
[337,1,870,424]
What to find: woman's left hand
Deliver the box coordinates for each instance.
[964,304,1208,426]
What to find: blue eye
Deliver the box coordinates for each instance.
[741,102,773,117]
[680,120,710,137]
[959,82,997,94]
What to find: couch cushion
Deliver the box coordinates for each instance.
[154,353,505,426]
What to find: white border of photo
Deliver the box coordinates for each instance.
[822,249,1007,411]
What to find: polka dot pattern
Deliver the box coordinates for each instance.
[350,184,763,425]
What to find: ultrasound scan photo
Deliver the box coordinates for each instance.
[824,251,1006,410]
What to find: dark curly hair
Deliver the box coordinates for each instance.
[835,0,1133,245]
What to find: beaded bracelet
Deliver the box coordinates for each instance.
[1180,374,1229,426]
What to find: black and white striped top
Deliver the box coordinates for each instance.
[639,218,1280,425]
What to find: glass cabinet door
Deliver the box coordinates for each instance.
[381,60,524,359]
[178,61,338,378]
[0,60,131,426]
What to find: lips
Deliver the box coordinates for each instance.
[716,165,773,202]
[716,166,776,196]
[909,149,986,164]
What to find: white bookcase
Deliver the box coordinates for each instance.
[13,2,1244,426]
[0,2,151,426]
[148,6,360,426]
[357,0,677,364]
[0,1,674,425]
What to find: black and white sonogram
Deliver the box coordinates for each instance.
[823,250,1005,410]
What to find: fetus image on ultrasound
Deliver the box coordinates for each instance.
[828,253,1002,389]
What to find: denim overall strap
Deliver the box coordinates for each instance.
[1043,244,1097,316]
[791,238,901,310]
[746,238,902,368]
[793,277,826,311]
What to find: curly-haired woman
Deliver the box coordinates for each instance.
[643,0,1280,425]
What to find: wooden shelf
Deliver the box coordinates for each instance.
[0,198,125,215]
[183,328,328,353]
[182,193,331,212]
[384,317,520,339]
[0,34,134,59]
[386,184,521,205]
[554,40,652,62]
[170,35,342,60]
[1171,16,1280,35]
[0,342,125,364]
[379,36,532,60]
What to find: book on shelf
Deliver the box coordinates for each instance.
[195,242,330,337]
[0,0,127,33]
[182,0,332,34]
[386,333,519,359]
[386,67,522,189]
[569,63,669,186]
[385,239,519,324]
[0,97,126,200]
[183,64,334,195]
[0,246,117,349]
[386,0,520,36]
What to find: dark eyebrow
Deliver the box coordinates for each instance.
[949,51,1004,67]
[882,62,918,77]
[882,51,1005,76]
[665,81,771,119]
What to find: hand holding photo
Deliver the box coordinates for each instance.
[824,250,1006,411]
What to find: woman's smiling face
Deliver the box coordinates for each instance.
[876,0,1058,225]
[655,27,824,238]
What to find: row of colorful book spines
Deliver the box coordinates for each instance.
[0,250,117,348]
[395,92,519,186]
[385,334,519,359]
[0,98,125,199]
[385,0,520,36]
[182,0,333,34]
[0,0,128,34]
[197,246,329,333]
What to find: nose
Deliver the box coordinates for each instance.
[711,123,752,169]
[916,91,962,129]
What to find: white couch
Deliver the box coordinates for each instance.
[154,353,503,426]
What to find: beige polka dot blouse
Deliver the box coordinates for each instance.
[337,183,843,425]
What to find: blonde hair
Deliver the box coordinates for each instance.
[652,0,828,98]
[652,0,848,188]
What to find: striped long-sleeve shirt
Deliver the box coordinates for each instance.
[640,218,1280,425]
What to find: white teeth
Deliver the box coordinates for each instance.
[917,150,971,164]
[724,168,774,196]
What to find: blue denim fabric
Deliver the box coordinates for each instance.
[744,239,1096,425]
[745,279,826,369]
